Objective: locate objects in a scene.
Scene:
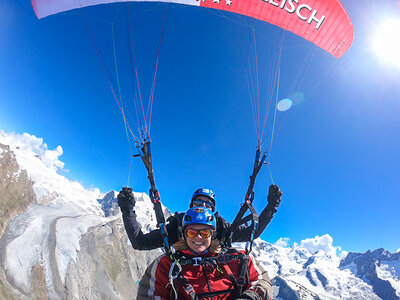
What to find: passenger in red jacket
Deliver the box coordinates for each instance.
[137,207,273,300]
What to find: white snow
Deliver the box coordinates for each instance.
[344,261,359,276]
[376,260,400,297]
[4,204,77,292]
[55,214,110,281]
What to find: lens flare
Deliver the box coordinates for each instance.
[290,92,305,106]
[277,99,293,112]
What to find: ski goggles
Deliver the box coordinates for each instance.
[185,228,213,239]
[191,198,214,210]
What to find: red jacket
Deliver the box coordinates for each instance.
[137,248,272,300]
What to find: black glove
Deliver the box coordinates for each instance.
[266,184,282,213]
[117,187,136,214]
[166,213,181,242]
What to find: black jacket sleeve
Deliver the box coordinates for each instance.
[219,205,276,243]
[122,210,184,250]
[254,205,276,239]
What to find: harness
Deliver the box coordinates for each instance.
[135,142,266,299]
[168,248,249,300]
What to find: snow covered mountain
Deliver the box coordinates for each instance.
[0,130,399,299]
[339,248,400,300]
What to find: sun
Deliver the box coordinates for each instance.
[371,18,400,70]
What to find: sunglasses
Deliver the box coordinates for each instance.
[192,198,214,210]
[185,228,213,238]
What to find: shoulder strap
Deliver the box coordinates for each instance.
[219,249,250,298]
[235,253,250,297]
[223,147,266,254]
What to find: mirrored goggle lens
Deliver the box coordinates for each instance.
[192,199,214,209]
[185,228,212,238]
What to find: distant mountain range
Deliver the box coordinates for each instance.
[0,130,399,299]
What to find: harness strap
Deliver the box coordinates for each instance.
[177,252,243,267]
[236,254,250,297]
[221,263,240,291]
[224,147,265,252]
[177,273,197,300]
[196,288,236,298]
[244,204,259,254]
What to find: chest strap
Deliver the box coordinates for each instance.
[178,251,244,267]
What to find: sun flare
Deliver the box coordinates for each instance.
[371,18,400,70]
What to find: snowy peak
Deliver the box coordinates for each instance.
[97,190,119,217]
[0,131,104,216]
[340,249,400,299]
[340,248,398,275]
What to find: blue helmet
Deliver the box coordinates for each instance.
[183,207,216,230]
[191,188,215,207]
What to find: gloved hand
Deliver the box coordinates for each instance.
[117,187,136,214]
[166,213,181,242]
[266,184,282,213]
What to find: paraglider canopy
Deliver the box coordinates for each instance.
[31,0,354,58]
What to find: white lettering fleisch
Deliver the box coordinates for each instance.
[269,0,279,7]
[297,3,311,21]
[285,0,297,14]
[279,0,288,9]
[259,0,325,30]
[308,9,325,30]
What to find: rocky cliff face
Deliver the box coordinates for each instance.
[0,143,35,237]
[0,143,36,300]
[64,219,162,299]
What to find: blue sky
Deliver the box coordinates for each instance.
[1,0,399,253]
